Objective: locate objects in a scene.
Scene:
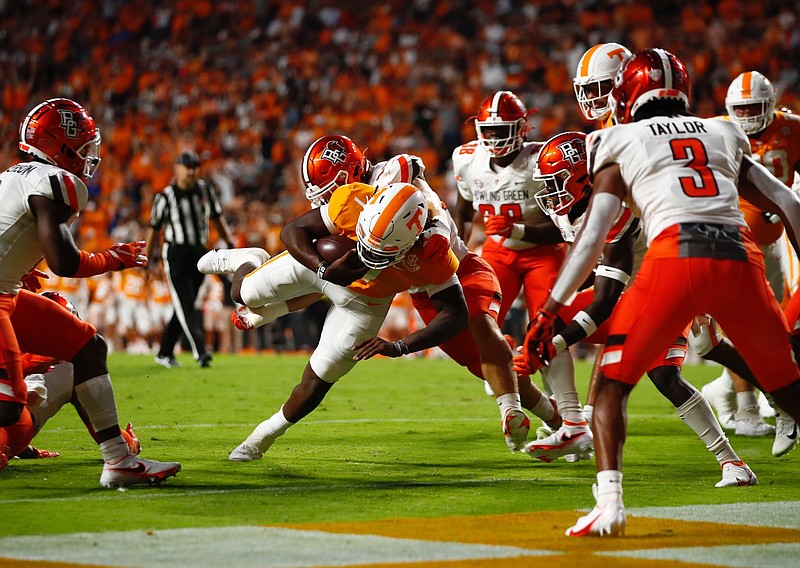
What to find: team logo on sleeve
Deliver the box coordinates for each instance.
[321,140,348,166]
[58,110,79,139]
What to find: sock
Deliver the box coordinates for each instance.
[74,375,119,433]
[529,394,556,423]
[2,406,35,457]
[249,302,289,328]
[238,254,266,272]
[677,390,738,465]
[496,392,522,418]
[717,369,734,388]
[583,404,594,428]
[596,470,623,506]
[99,435,129,463]
[737,390,758,411]
[245,406,294,452]
[541,351,583,424]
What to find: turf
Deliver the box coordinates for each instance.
[1,352,796,538]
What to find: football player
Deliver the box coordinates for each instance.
[701,71,800,452]
[520,132,757,487]
[0,98,179,487]
[227,135,562,452]
[199,182,473,461]
[451,91,574,442]
[527,49,800,537]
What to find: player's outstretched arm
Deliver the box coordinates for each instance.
[31,196,146,277]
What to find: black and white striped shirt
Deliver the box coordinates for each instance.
[149,179,223,246]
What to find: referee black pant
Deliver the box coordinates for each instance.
[158,243,209,362]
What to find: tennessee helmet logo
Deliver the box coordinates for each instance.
[320,140,347,166]
[400,252,421,272]
[557,139,585,165]
[58,110,79,139]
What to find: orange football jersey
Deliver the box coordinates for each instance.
[325,183,459,298]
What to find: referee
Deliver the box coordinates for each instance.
[146,151,235,368]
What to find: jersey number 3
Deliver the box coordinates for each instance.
[670,138,720,198]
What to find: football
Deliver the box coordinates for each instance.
[316,234,356,263]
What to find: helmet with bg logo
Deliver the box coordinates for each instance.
[609,48,690,125]
[301,135,370,206]
[356,183,428,269]
[19,98,101,178]
[533,132,589,216]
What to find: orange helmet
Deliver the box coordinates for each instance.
[301,135,370,206]
[19,98,101,178]
[533,132,589,216]
[474,91,530,157]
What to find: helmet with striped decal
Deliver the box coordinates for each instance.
[533,131,589,216]
[355,183,428,270]
[19,98,101,178]
[609,48,690,125]
[301,134,370,207]
[725,71,776,135]
[574,42,632,121]
[474,91,530,157]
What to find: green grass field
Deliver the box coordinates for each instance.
[1,353,798,566]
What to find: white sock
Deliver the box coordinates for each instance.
[529,394,556,423]
[737,390,758,411]
[596,470,623,506]
[245,406,294,452]
[583,404,594,428]
[541,351,583,424]
[677,390,738,465]
[74,375,119,433]
[496,392,522,418]
[717,369,734,388]
[249,302,289,327]
[99,435,129,463]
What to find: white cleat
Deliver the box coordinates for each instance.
[715,460,758,487]
[229,442,263,462]
[524,423,593,463]
[772,410,798,457]
[701,376,736,430]
[733,407,775,437]
[502,408,531,452]
[197,247,269,274]
[100,454,181,488]
[566,496,626,537]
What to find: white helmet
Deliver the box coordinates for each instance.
[725,71,776,135]
[356,183,428,270]
[574,42,631,121]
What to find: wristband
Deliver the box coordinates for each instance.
[393,339,410,356]
[573,310,598,336]
[509,223,525,240]
[552,334,568,353]
[316,261,329,280]
[595,264,630,284]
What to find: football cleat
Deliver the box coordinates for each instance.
[733,407,775,437]
[154,355,182,369]
[100,454,181,488]
[0,446,10,472]
[231,305,264,331]
[715,460,758,487]
[502,408,531,452]
[566,492,626,537]
[772,410,798,457]
[229,442,263,462]
[701,376,736,429]
[197,247,269,275]
[524,422,593,463]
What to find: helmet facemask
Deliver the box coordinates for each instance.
[475,119,525,157]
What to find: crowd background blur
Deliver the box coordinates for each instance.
[1,0,798,355]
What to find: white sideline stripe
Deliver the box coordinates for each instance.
[628,501,800,529]
[0,476,589,505]
[0,526,557,567]
[600,543,800,568]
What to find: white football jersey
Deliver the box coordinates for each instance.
[452,140,547,250]
[0,161,88,293]
[588,116,750,245]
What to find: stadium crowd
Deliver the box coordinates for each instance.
[1,0,799,353]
